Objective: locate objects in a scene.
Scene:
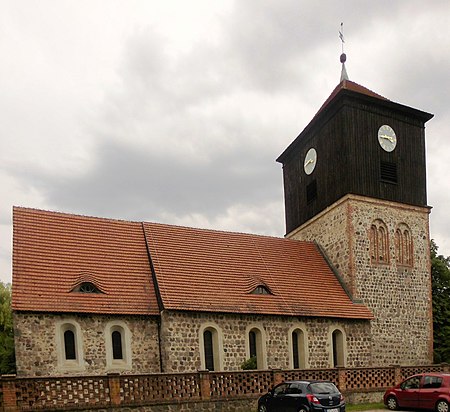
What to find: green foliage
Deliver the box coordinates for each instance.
[431,240,450,363]
[346,402,385,411]
[0,282,16,374]
[241,356,257,370]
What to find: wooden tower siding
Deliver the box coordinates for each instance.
[278,89,432,235]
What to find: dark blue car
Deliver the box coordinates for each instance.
[257,380,345,412]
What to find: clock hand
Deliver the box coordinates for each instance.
[380,134,394,143]
[304,158,314,166]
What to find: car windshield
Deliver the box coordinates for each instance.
[309,382,338,394]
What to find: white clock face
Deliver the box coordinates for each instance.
[304,148,317,175]
[378,125,397,152]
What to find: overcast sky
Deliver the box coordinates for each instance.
[1,1,450,283]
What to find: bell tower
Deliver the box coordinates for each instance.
[277,55,434,366]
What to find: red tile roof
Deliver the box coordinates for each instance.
[143,222,373,319]
[12,207,373,319]
[12,207,159,315]
[315,79,388,117]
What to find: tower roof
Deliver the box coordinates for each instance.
[276,79,433,164]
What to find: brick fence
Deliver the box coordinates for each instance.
[1,364,448,412]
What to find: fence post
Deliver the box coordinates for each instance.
[108,373,121,407]
[272,369,283,386]
[392,365,402,385]
[198,370,211,401]
[337,368,347,391]
[1,374,19,412]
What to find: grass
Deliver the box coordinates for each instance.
[346,402,385,411]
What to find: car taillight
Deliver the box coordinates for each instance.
[340,394,345,402]
[306,394,321,405]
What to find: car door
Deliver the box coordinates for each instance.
[283,383,305,412]
[419,375,443,410]
[266,383,297,412]
[397,376,421,408]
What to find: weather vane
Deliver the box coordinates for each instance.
[339,22,349,81]
[339,22,345,54]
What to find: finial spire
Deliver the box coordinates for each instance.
[339,22,349,82]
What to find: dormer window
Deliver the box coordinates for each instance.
[72,282,101,294]
[251,285,272,295]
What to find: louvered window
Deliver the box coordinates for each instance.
[380,161,397,184]
[306,180,317,204]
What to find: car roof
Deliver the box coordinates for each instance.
[407,373,450,378]
[283,380,334,384]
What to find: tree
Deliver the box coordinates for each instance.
[431,240,450,363]
[0,281,16,374]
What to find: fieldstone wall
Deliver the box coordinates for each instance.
[159,310,371,372]
[288,194,432,366]
[13,312,161,377]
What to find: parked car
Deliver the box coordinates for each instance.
[257,380,345,412]
[384,373,450,412]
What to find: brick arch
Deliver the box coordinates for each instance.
[369,219,390,264]
[395,222,414,267]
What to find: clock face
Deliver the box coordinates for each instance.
[304,148,317,175]
[378,125,397,152]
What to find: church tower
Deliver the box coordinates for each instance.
[277,56,434,366]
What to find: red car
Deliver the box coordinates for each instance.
[384,373,450,412]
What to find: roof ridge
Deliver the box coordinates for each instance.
[13,206,141,225]
[144,221,312,242]
[14,206,316,243]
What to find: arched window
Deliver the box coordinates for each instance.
[369,219,390,264]
[331,328,346,367]
[199,324,223,371]
[395,223,413,267]
[105,322,132,370]
[203,329,214,371]
[292,329,306,369]
[112,330,123,360]
[246,325,267,369]
[57,320,84,372]
[64,329,76,360]
[289,325,309,369]
[249,330,257,358]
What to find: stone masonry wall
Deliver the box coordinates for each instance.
[159,310,371,372]
[289,194,432,366]
[13,312,161,377]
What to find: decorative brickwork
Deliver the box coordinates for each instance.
[1,365,448,412]
[13,313,161,377]
[159,310,371,372]
[288,194,433,366]
[345,367,395,390]
[209,370,272,399]
[280,368,339,384]
[120,373,201,404]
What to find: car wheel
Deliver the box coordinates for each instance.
[436,400,449,412]
[258,404,268,412]
[298,408,308,412]
[386,396,398,410]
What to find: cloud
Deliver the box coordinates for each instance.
[1,0,450,284]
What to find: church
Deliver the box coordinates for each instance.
[11,60,434,377]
